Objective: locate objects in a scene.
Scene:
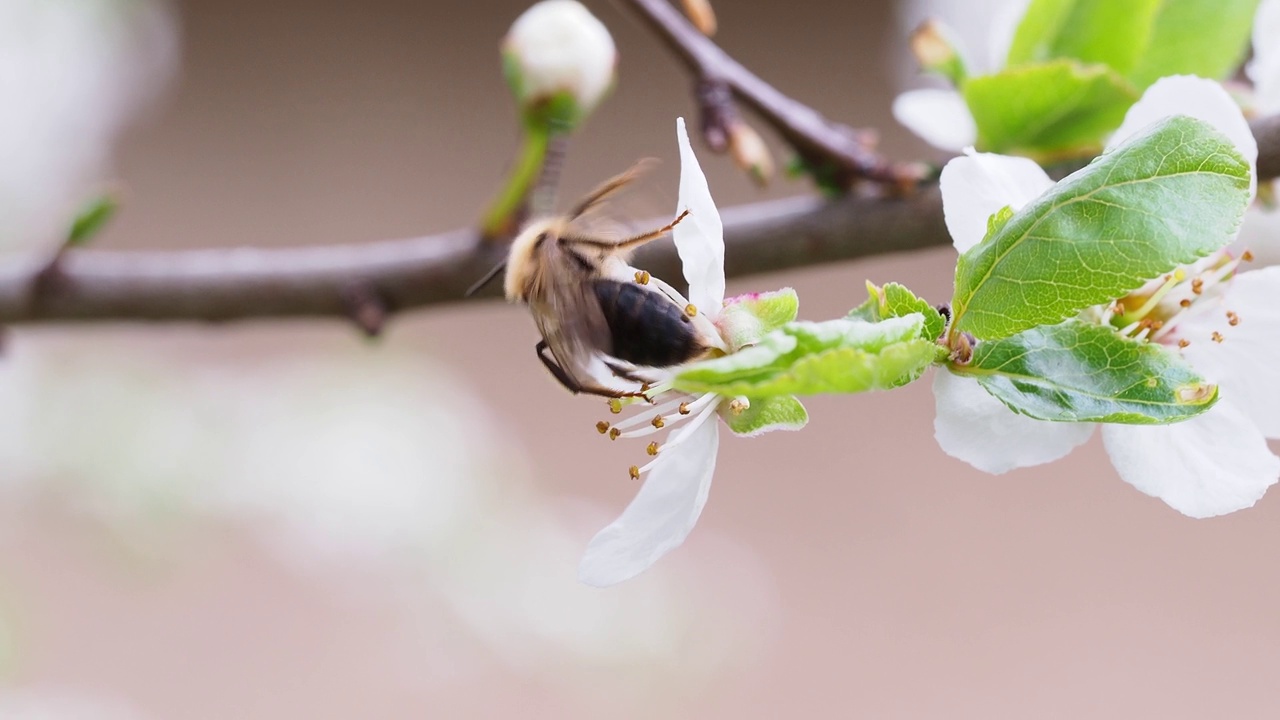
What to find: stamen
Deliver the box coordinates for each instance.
[1227,311,1240,326]
[685,304,698,317]
[634,270,651,285]
[609,428,621,440]
[596,421,610,435]
[1120,271,1184,325]
[678,402,690,415]
[1243,250,1255,262]
[1178,339,1190,349]
[728,397,750,415]
[1180,298,1192,308]
[651,415,666,429]
[646,442,660,456]
[1211,331,1224,343]
[608,398,623,414]
[1191,278,1204,295]
[628,465,640,480]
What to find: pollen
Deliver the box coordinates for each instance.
[635,270,651,285]
[678,402,691,415]
[608,398,622,414]
[629,465,640,480]
[596,421,610,435]
[1243,250,1255,262]
[1227,311,1240,326]
[651,415,666,429]
[1178,338,1191,349]
[1211,331,1224,343]
[646,442,660,456]
[609,427,621,440]
[685,304,698,317]
[1180,298,1192,308]
[1191,278,1204,295]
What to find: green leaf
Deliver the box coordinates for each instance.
[725,395,809,436]
[718,288,799,351]
[963,60,1138,155]
[1005,0,1163,75]
[950,115,1252,341]
[674,315,937,397]
[849,281,946,342]
[67,195,119,246]
[1127,0,1260,88]
[954,320,1217,423]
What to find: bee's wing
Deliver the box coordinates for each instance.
[530,243,614,388]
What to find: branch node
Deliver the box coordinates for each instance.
[341,282,390,338]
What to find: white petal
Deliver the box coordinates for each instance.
[1252,0,1280,114]
[1107,75,1258,199]
[938,151,1053,253]
[1236,206,1280,267]
[892,89,977,153]
[578,409,719,586]
[986,0,1032,70]
[1177,266,1280,438]
[932,370,1094,474]
[674,117,726,313]
[1100,401,1280,518]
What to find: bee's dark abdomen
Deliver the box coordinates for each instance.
[593,279,704,367]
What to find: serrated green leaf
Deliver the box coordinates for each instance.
[953,319,1217,423]
[950,115,1251,341]
[963,60,1138,155]
[718,288,799,351]
[674,315,935,396]
[1006,0,1163,74]
[1128,0,1259,88]
[849,281,946,342]
[67,195,118,246]
[725,395,809,436]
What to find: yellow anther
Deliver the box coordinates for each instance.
[1173,268,1187,281]
[651,415,666,429]
[1191,278,1204,295]
[1227,311,1240,326]
[646,442,660,456]
[608,398,623,414]
[628,465,640,480]
[635,270,651,285]
[1180,298,1193,308]
[1243,250,1255,262]
[1178,338,1191,349]
[678,402,691,415]
[728,397,750,416]
[685,304,698,317]
[596,421,610,435]
[1211,331,1224,343]
[609,427,621,440]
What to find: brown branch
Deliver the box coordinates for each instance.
[621,0,921,189]
[0,189,947,325]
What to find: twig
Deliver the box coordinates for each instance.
[622,0,921,189]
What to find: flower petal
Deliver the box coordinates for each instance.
[1176,266,1280,438]
[933,369,1094,474]
[986,0,1032,71]
[1249,0,1280,114]
[578,407,719,586]
[938,151,1053,253]
[674,117,726,313]
[1107,75,1257,199]
[891,88,977,152]
[1100,401,1280,518]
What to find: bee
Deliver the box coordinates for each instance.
[471,162,711,398]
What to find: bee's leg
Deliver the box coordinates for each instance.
[563,209,691,252]
[536,341,646,399]
[567,159,656,220]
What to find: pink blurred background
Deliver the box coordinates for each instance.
[2,0,1279,717]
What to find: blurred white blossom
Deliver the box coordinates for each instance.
[0,0,176,253]
[503,0,616,119]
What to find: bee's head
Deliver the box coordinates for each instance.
[503,217,563,301]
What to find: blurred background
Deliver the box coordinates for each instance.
[1,0,1279,717]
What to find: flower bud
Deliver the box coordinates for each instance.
[503,0,617,129]
[681,0,717,36]
[909,19,966,85]
[727,121,774,186]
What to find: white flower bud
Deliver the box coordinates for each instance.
[503,0,617,123]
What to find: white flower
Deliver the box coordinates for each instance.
[578,118,797,587]
[503,0,617,116]
[934,76,1280,518]
[892,0,1028,151]
[1249,0,1280,114]
[0,0,176,253]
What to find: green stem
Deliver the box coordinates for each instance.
[480,125,552,240]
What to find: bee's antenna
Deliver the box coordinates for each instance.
[465,260,507,298]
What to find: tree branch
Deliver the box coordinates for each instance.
[621,0,920,188]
